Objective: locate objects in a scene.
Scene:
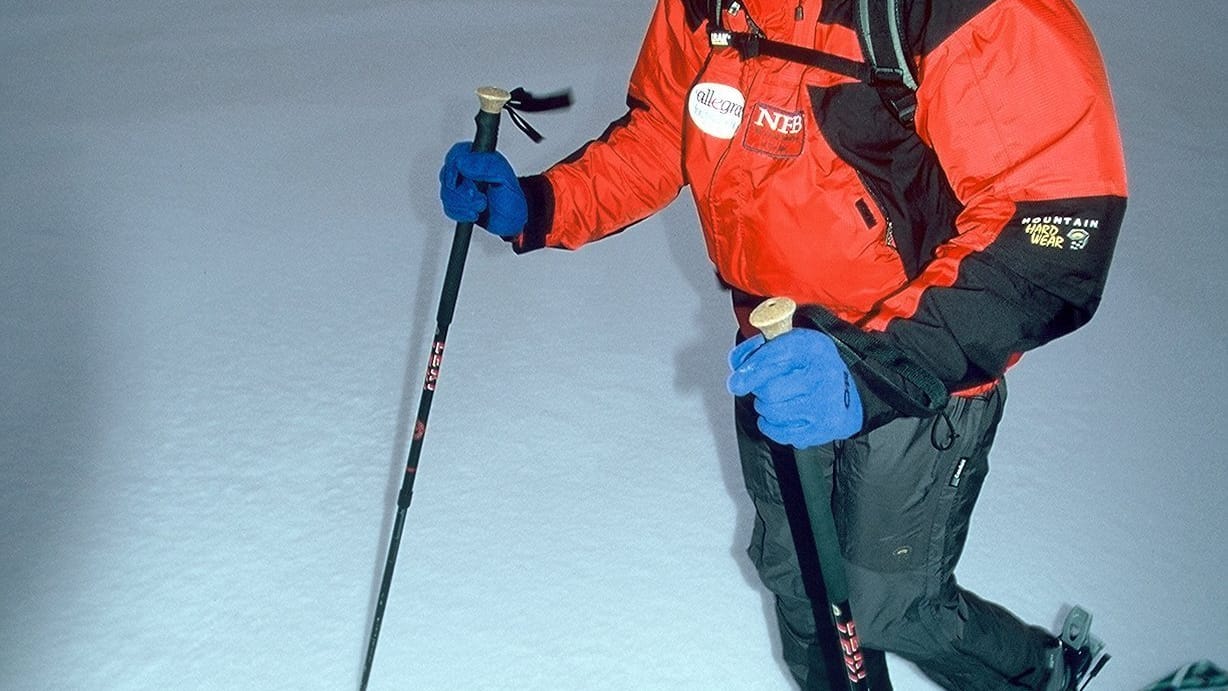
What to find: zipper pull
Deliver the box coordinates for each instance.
[794,1,804,21]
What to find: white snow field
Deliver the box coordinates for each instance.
[2,1,1225,689]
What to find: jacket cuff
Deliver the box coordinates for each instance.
[795,305,950,432]
[509,174,554,254]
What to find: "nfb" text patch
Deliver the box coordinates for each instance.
[743,102,805,158]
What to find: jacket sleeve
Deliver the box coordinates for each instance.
[845,0,1127,423]
[513,0,707,253]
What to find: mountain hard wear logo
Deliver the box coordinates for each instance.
[1021,216,1099,250]
[688,82,745,139]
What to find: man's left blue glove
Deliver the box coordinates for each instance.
[727,329,864,448]
[438,142,527,238]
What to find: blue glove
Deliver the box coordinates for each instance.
[438,142,527,238]
[727,329,864,448]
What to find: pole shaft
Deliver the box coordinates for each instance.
[794,447,869,690]
[360,89,511,691]
[750,298,869,691]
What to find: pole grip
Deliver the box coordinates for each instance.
[435,87,512,328]
[473,86,512,149]
[748,296,797,340]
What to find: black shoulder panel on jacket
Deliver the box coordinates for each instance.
[911,0,998,55]
[818,0,997,60]
[681,0,706,31]
[808,81,963,278]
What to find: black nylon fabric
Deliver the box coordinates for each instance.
[881,195,1127,392]
[807,80,963,279]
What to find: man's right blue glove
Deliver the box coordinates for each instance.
[438,142,528,238]
[727,329,865,448]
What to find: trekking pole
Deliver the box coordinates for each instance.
[750,297,870,691]
[359,86,512,691]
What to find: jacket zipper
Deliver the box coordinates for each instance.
[691,48,744,264]
[854,169,896,248]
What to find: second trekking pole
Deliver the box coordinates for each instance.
[359,86,512,691]
[749,297,870,691]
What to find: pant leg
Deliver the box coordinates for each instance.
[836,382,1055,690]
[735,395,893,691]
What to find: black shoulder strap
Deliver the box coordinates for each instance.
[856,0,919,124]
[729,32,871,84]
[703,0,920,126]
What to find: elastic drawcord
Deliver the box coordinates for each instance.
[930,411,959,451]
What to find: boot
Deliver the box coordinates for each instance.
[1043,606,1110,691]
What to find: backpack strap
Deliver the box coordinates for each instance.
[701,0,920,126]
[856,0,919,124]
[707,1,868,81]
[731,32,871,83]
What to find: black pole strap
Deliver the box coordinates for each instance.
[504,86,573,142]
[797,304,949,419]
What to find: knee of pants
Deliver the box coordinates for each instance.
[845,561,965,661]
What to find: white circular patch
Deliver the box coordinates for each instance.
[687,82,745,140]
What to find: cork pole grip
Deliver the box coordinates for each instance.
[749,297,797,340]
[476,86,512,114]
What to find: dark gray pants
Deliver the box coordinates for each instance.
[735,382,1055,690]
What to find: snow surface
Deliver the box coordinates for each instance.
[2,1,1225,689]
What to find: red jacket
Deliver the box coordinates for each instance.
[516,0,1127,423]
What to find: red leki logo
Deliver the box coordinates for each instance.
[836,617,867,681]
[743,102,805,158]
[424,340,445,391]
